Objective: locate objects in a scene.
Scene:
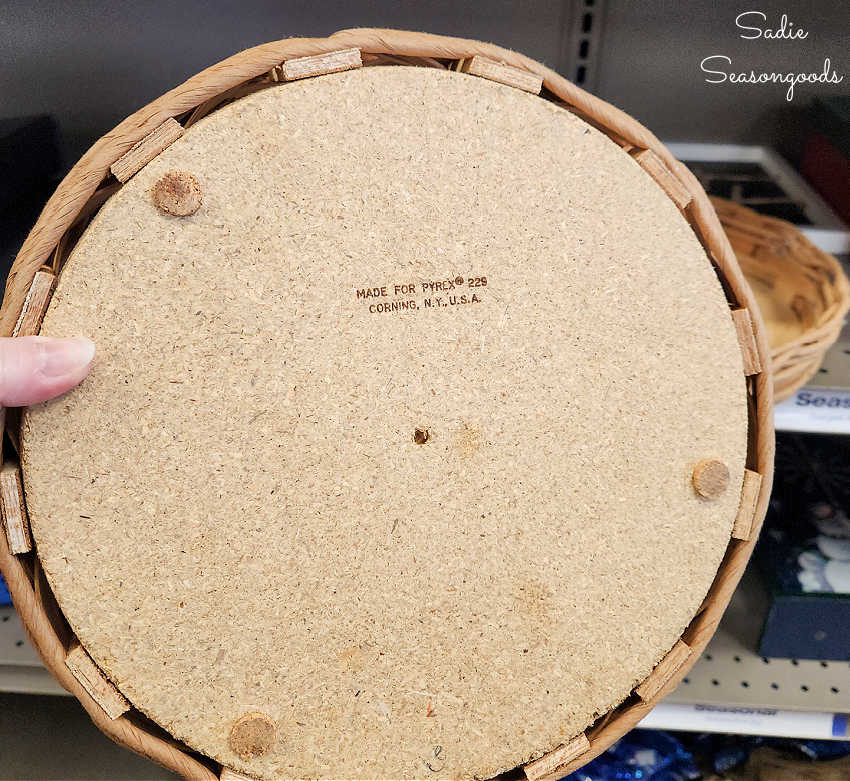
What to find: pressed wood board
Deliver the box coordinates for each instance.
[21,66,747,780]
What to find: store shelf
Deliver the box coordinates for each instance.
[774,309,850,434]
[0,607,64,696]
[663,142,850,435]
[641,572,850,739]
[641,703,847,740]
[666,142,850,254]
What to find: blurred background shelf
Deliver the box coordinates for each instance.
[640,573,849,740]
[663,142,850,434]
[666,143,850,255]
[773,320,850,432]
[0,607,64,696]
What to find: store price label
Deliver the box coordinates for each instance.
[640,702,850,739]
[775,387,850,434]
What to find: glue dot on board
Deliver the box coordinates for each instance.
[228,712,276,759]
[692,459,730,499]
[152,170,203,216]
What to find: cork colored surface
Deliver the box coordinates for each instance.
[21,66,748,780]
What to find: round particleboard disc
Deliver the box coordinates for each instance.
[21,66,748,780]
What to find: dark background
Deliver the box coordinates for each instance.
[1,0,847,166]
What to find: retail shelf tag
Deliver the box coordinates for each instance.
[774,387,850,434]
[640,702,850,740]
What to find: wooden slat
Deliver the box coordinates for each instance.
[110,118,184,183]
[730,308,763,375]
[632,149,693,211]
[281,48,362,81]
[634,639,692,701]
[1,462,31,554]
[65,642,130,720]
[457,56,543,94]
[732,469,763,540]
[524,733,591,781]
[12,271,55,337]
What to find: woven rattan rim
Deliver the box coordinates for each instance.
[0,29,774,781]
[712,196,850,403]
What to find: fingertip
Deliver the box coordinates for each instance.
[0,336,97,407]
[72,337,96,366]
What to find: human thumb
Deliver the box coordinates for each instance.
[0,336,95,407]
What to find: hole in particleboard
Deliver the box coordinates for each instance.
[413,428,430,445]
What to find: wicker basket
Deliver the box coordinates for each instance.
[712,197,850,402]
[0,29,774,781]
